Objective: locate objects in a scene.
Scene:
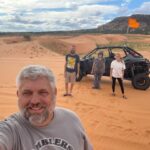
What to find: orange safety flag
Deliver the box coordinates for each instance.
[128,18,140,29]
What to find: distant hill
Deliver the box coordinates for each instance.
[0,14,149,35]
[97,14,150,34]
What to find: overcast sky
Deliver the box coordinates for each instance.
[0,0,149,32]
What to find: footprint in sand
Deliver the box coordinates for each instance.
[75,102,81,106]
[125,128,133,132]
[118,110,123,113]
[90,120,100,128]
[107,124,123,130]
[108,115,118,120]
[127,120,133,124]
[124,128,139,135]
[145,130,150,136]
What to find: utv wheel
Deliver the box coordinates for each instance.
[132,73,150,90]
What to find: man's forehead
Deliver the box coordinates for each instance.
[19,78,51,89]
[21,88,48,91]
[21,77,49,83]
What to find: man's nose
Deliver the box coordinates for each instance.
[30,93,40,104]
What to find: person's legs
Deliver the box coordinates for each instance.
[96,74,100,89]
[64,83,69,96]
[69,72,76,95]
[93,73,100,89]
[70,83,74,95]
[93,74,96,88]
[99,73,102,89]
[93,74,98,88]
[117,78,127,99]
[64,72,70,96]
[117,78,124,94]
[112,77,116,95]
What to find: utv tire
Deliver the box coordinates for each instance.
[132,73,150,90]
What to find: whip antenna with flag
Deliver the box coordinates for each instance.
[127,18,140,34]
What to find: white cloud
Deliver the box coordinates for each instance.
[121,0,132,7]
[0,0,148,32]
[133,2,150,14]
[0,0,114,12]
[0,0,121,32]
[78,5,119,16]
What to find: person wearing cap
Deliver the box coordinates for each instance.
[0,65,93,150]
[91,51,105,89]
[64,45,80,96]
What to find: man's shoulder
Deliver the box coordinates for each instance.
[56,107,77,115]
[0,113,20,126]
[55,107,82,127]
[75,54,80,58]
[66,54,70,57]
[65,54,71,59]
[66,53,79,57]
[55,107,80,120]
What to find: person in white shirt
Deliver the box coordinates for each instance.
[110,53,127,99]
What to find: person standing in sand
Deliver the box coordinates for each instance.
[64,45,80,96]
[110,53,127,99]
[91,51,105,89]
[0,65,93,150]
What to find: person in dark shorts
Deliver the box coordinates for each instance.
[110,53,127,99]
[91,52,105,89]
[64,45,80,96]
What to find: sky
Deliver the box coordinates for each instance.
[0,0,150,32]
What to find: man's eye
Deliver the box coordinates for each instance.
[22,92,32,96]
[39,91,49,96]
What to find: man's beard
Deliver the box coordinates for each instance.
[20,103,54,127]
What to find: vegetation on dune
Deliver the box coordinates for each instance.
[23,35,31,41]
[39,39,69,55]
[1,33,149,56]
[107,42,150,51]
[96,35,150,51]
[39,34,150,55]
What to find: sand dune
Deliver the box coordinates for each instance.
[57,34,128,54]
[0,34,150,150]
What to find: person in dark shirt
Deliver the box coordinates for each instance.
[91,52,105,89]
[64,45,80,96]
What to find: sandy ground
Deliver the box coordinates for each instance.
[0,34,150,150]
